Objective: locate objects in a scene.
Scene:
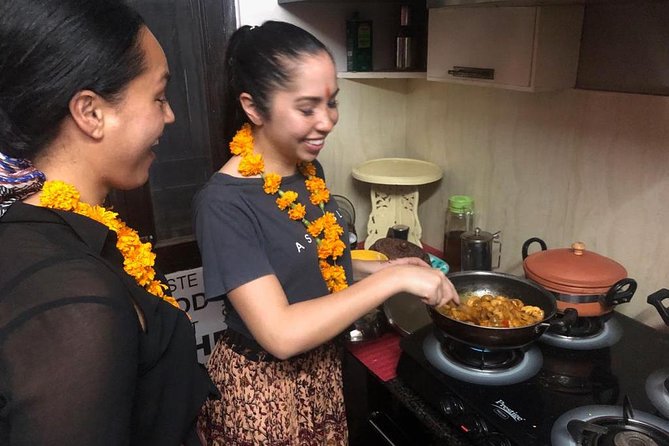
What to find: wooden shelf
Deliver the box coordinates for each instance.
[338,71,426,79]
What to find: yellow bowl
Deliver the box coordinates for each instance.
[351,249,388,261]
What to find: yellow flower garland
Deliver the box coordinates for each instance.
[40,180,181,310]
[231,123,348,292]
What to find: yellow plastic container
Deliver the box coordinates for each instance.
[350,249,388,261]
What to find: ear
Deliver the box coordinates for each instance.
[239,92,264,126]
[68,90,106,140]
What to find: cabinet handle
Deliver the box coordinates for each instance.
[447,66,495,80]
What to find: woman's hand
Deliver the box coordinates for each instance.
[382,263,460,308]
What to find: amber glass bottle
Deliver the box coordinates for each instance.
[443,195,474,272]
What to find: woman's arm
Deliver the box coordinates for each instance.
[229,262,458,360]
[351,256,430,281]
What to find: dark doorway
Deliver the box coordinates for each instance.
[109,0,236,274]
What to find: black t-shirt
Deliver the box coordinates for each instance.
[193,162,353,340]
[0,203,219,446]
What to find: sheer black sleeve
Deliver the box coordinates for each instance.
[0,259,139,446]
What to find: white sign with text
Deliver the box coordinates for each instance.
[165,267,226,364]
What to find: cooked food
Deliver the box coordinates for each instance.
[436,294,544,328]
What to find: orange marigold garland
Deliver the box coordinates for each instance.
[40,180,181,310]
[231,123,348,292]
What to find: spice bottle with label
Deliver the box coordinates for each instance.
[346,12,373,72]
[442,195,474,272]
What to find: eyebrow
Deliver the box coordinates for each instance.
[160,71,171,84]
[297,88,340,103]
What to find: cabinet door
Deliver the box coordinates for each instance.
[427,7,537,88]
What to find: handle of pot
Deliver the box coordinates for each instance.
[549,308,579,330]
[647,288,669,326]
[522,237,547,260]
[493,231,502,269]
[601,278,637,307]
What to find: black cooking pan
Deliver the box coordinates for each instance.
[427,271,577,349]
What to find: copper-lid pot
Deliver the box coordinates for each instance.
[521,237,636,317]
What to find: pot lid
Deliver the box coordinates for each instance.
[462,227,494,244]
[523,242,628,294]
[368,237,430,264]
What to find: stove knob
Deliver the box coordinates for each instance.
[457,414,489,436]
[439,395,465,416]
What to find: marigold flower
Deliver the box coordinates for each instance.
[276,190,298,210]
[263,173,282,194]
[307,219,324,238]
[229,123,254,156]
[320,262,347,292]
[238,153,264,176]
[305,176,326,193]
[321,212,338,228]
[324,224,344,241]
[39,180,80,211]
[298,162,317,177]
[309,188,330,206]
[288,203,306,220]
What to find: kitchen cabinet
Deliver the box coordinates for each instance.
[276,0,429,77]
[576,3,669,96]
[427,5,584,91]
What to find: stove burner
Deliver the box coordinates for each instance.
[646,368,669,419]
[441,338,523,371]
[423,332,543,385]
[541,316,623,350]
[551,400,669,446]
[553,316,606,337]
[574,418,665,446]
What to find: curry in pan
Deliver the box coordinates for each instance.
[436,294,545,328]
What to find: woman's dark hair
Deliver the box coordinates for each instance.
[0,0,146,158]
[222,21,333,145]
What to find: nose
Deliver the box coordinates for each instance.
[164,102,176,124]
[315,107,338,134]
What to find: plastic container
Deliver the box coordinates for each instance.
[442,195,474,272]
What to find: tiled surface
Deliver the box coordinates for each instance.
[320,79,669,329]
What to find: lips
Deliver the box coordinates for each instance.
[304,138,325,152]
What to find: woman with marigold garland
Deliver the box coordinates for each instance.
[0,1,219,444]
[194,21,459,445]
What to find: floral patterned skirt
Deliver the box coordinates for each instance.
[198,333,348,446]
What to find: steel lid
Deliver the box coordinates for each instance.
[461,227,494,244]
[523,242,628,294]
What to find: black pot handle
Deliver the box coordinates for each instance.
[522,237,547,260]
[647,288,669,326]
[601,278,637,307]
[549,308,579,330]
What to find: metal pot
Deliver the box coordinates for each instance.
[426,271,577,349]
[521,238,636,317]
[344,308,388,343]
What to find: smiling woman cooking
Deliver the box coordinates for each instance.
[193,20,459,445]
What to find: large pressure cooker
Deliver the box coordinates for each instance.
[521,238,636,317]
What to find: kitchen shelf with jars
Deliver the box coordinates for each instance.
[277,0,429,79]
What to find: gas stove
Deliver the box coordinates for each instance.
[396,313,669,446]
